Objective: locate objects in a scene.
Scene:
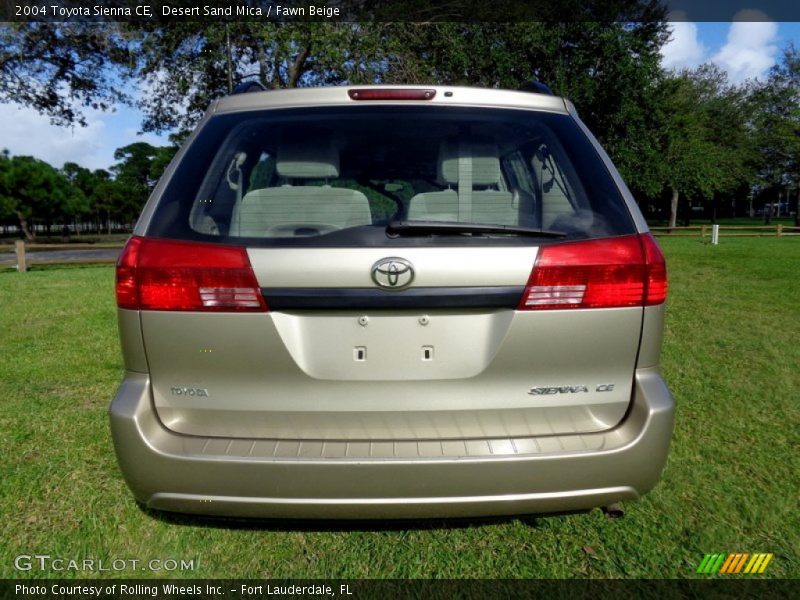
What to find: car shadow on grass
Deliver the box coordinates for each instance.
[138,503,592,532]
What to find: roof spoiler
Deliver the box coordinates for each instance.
[518,80,554,95]
[232,80,267,95]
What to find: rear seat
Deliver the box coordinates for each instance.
[408,140,516,225]
[231,141,371,237]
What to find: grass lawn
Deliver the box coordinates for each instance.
[0,238,798,579]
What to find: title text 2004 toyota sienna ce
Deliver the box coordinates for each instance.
[109,85,674,519]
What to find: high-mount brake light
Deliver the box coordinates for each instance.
[518,234,667,310]
[348,88,436,101]
[115,237,267,312]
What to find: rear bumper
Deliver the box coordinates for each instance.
[109,368,674,519]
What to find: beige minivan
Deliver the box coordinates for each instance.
[110,84,673,519]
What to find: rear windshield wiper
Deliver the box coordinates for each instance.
[386,220,566,238]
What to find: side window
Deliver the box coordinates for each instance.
[530,143,593,230]
[531,143,578,229]
[503,151,535,196]
[188,147,276,237]
[248,152,276,191]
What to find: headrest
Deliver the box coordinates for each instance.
[438,139,502,186]
[276,138,339,179]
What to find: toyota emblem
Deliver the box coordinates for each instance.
[371,257,414,290]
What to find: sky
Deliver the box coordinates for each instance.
[2,17,800,172]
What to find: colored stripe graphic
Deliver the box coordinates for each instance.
[711,554,726,573]
[720,553,737,574]
[758,554,773,573]
[744,554,760,573]
[727,553,748,573]
[734,553,750,573]
[699,553,774,574]
[696,554,714,573]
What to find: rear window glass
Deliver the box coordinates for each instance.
[147,106,635,246]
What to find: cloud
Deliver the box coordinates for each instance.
[0,100,170,171]
[662,17,707,70]
[0,102,108,169]
[711,11,778,84]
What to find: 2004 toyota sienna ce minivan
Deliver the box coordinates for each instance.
[110,84,674,519]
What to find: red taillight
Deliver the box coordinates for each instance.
[115,236,141,309]
[115,236,267,312]
[518,234,667,310]
[641,233,668,305]
[347,88,436,101]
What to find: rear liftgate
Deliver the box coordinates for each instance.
[117,233,666,441]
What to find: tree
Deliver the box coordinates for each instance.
[0,149,14,224]
[0,23,129,126]
[0,154,73,239]
[128,11,670,182]
[149,145,179,182]
[375,15,670,184]
[61,162,94,210]
[1,5,671,175]
[751,45,800,225]
[645,66,754,228]
[91,169,123,234]
[110,142,176,224]
[130,22,385,136]
[62,162,109,231]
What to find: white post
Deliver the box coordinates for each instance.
[711,224,720,245]
[15,239,27,272]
